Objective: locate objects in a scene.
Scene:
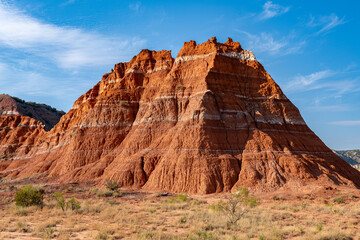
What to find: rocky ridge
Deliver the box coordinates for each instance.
[335,150,360,169]
[0,37,359,193]
[0,94,65,130]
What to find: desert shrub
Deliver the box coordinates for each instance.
[333,196,345,204]
[97,232,109,240]
[52,192,66,212]
[14,185,44,207]
[67,198,81,211]
[213,187,258,226]
[52,192,81,212]
[105,180,120,191]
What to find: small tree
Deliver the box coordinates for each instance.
[52,192,66,212]
[15,185,44,207]
[215,187,258,226]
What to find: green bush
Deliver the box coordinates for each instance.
[105,180,120,191]
[14,185,44,207]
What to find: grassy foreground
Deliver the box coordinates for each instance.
[0,185,359,240]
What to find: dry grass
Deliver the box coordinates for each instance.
[0,187,359,240]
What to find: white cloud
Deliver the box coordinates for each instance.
[308,14,346,35]
[259,1,290,20]
[238,31,305,56]
[0,1,146,69]
[330,121,360,126]
[288,70,334,89]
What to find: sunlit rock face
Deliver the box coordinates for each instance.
[1,37,359,193]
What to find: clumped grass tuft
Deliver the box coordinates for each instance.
[168,194,188,203]
[15,208,28,216]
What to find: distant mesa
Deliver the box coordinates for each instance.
[0,37,359,193]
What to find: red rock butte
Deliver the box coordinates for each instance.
[1,37,359,194]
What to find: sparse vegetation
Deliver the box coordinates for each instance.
[52,192,81,212]
[0,186,358,239]
[67,198,81,211]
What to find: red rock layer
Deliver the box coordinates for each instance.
[0,37,359,193]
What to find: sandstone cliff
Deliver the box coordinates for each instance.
[1,37,359,193]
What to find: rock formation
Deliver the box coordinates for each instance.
[335,150,360,169]
[0,94,65,130]
[1,37,359,193]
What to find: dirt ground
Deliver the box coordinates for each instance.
[0,180,359,240]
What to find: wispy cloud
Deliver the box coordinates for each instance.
[238,31,305,56]
[259,1,290,20]
[330,121,360,126]
[287,70,334,89]
[307,102,352,112]
[0,1,146,69]
[285,69,360,95]
[129,2,142,13]
[61,0,76,6]
[308,14,346,35]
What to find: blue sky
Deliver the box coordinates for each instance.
[0,0,359,150]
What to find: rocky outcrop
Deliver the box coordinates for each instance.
[1,37,359,193]
[0,94,65,130]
